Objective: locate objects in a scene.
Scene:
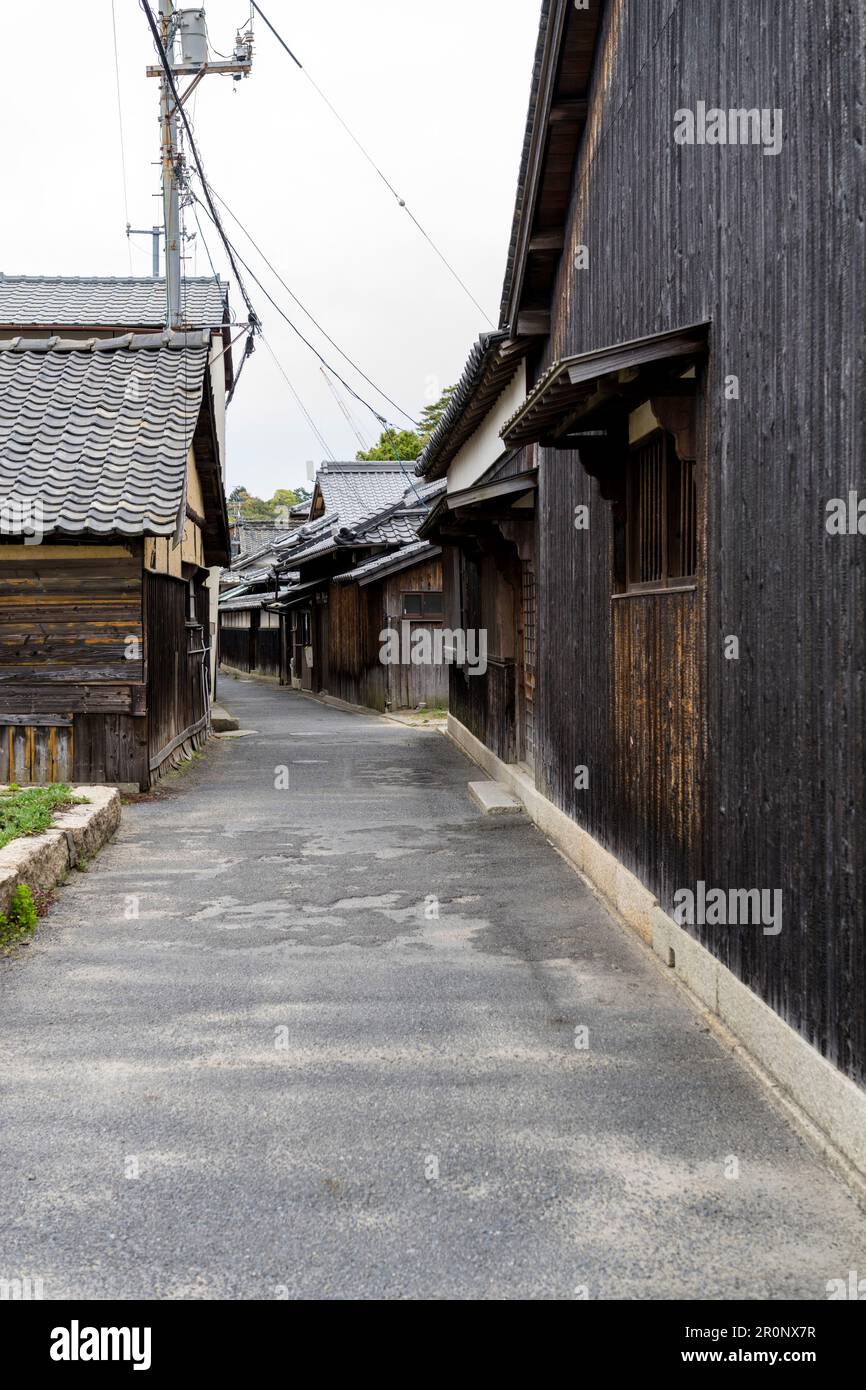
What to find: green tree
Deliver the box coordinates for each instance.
[228,486,304,521]
[271,488,301,511]
[417,385,457,439]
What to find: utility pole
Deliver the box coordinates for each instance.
[146,4,253,329]
[159,0,182,327]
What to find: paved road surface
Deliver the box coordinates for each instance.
[2,677,865,1299]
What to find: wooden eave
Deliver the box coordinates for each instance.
[446,471,538,511]
[192,370,231,567]
[501,0,605,333]
[417,336,532,481]
[501,323,710,448]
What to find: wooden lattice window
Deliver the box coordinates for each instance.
[626,431,696,591]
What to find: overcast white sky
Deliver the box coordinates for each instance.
[3,1,541,498]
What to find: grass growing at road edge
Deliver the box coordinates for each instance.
[0,784,87,851]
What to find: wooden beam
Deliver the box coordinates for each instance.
[528,232,565,253]
[516,310,551,336]
[549,100,589,124]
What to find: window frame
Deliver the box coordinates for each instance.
[624,427,697,595]
[401,590,444,621]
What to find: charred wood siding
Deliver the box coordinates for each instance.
[326,580,387,712]
[145,572,209,780]
[219,622,280,681]
[532,0,866,1078]
[219,624,252,673]
[255,627,281,679]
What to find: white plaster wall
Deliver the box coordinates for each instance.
[447,363,527,494]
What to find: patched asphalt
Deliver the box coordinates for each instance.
[1,675,865,1300]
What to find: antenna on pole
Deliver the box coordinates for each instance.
[127,224,162,277]
[145,4,254,328]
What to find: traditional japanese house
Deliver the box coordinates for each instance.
[419,0,866,1168]
[0,274,234,691]
[261,464,446,710]
[0,328,230,789]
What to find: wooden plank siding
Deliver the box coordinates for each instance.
[0,545,142,685]
[325,558,448,713]
[0,542,148,786]
[145,571,210,779]
[524,0,866,1080]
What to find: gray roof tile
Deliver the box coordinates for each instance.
[333,540,439,584]
[0,332,210,537]
[0,275,228,328]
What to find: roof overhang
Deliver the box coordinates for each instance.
[193,368,231,566]
[500,0,606,333]
[446,471,538,510]
[353,544,442,588]
[415,335,532,481]
[501,323,710,448]
[268,578,327,611]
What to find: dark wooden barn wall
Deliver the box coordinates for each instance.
[326,581,387,712]
[0,543,148,786]
[531,0,866,1079]
[219,624,252,673]
[146,572,209,780]
[219,618,281,679]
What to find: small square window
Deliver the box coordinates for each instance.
[402,592,443,619]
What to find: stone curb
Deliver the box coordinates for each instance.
[0,787,121,915]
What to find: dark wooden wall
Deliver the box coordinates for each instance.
[325,559,448,712]
[145,572,209,781]
[219,624,251,673]
[0,542,148,786]
[326,580,387,712]
[219,615,281,678]
[530,0,866,1080]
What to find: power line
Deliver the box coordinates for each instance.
[319,367,369,452]
[110,0,133,273]
[207,182,419,427]
[262,335,335,460]
[249,1,495,327]
[191,187,409,440]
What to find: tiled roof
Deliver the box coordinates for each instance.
[415,333,532,480]
[315,461,414,529]
[0,274,229,328]
[273,476,446,568]
[219,587,294,612]
[0,331,210,537]
[333,540,440,584]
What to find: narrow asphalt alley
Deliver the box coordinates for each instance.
[2,677,865,1300]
